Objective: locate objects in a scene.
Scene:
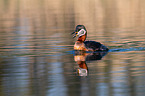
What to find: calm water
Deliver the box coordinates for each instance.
[0,0,145,96]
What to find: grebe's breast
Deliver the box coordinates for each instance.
[74,41,86,50]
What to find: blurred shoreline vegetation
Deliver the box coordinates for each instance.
[0,0,145,35]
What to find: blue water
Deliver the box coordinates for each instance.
[0,33,145,96]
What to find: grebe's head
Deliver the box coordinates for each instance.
[72,25,87,38]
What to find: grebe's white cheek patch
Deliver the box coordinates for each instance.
[78,29,86,37]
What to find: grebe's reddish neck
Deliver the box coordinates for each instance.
[77,34,87,42]
[77,61,88,69]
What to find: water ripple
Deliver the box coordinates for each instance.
[109,47,145,52]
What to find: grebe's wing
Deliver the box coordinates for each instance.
[84,41,109,51]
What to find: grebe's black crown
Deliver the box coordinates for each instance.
[72,25,87,38]
[75,25,86,32]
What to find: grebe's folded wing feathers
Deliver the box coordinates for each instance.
[84,41,109,51]
[84,41,101,50]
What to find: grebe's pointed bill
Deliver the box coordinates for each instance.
[71,31,75,35]
[72,31,78,38]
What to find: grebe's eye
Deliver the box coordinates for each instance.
[80,30,84,34]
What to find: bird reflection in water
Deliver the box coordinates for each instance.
[74,51,108,76]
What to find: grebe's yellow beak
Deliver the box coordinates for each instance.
[72,31,78,38]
